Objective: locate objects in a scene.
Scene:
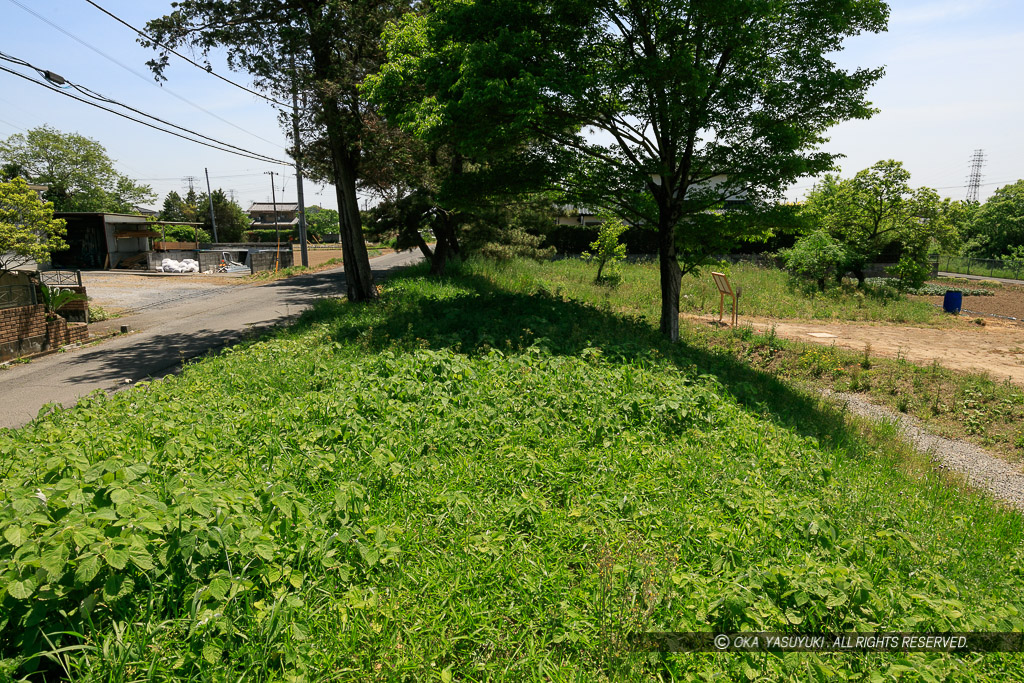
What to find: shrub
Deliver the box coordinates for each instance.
[779,230,847,292]
[583,213,628,282]
[160,225,211,243]
[892,254,931,291]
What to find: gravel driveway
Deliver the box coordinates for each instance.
[81,272,247,315]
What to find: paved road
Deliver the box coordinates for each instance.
[938,272,1024,286]
[0,250,422,430]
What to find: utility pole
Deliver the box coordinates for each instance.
[966,149,986,203]
[291,57,309,267]
[265,171,280,271]
[204,167,218,243]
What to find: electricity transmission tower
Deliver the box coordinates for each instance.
[966,149,986,203]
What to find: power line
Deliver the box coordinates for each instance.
[0,52,289,165]
[82,0,290,110]
[0,51,288,165]
[0,64,289,165]
[4,0,286,150]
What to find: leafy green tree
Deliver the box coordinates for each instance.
[375,0,888,340]
[962,180,1024,258]
[1002,245,1024,279]
[306,206,340,238]
[159,191,196,223]
[583,213,628,282]
[0,177,68,273]
[196,189,251,243]
[144,0,409,303]
[804,160,950,285]
[780,230,847,292]
[0,126,154,213]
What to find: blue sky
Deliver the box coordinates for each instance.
[0,1,1021,211]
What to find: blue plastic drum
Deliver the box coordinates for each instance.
[943,290,962,314]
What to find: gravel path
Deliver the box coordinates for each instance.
[824,390,1024,512]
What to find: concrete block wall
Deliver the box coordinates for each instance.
[249,249,294,273]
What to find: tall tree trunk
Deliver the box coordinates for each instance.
[309,37,378,303]
[658,215,682,341]
[430,222,450,275]
[413,231,433,261]
[332,151,378,302]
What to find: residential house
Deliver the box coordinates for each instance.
[247,202,300,232]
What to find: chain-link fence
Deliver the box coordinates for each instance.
[939,256,1024,281]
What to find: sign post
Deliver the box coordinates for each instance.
[711,272,740,327]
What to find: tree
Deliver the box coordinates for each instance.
[198,189,251,243]
[780,229,847,292]
[306,206,340,238]
[376,0,889,340]
[144,1,409,303]
[0,177,67,273]
[0,126,154,213]
[962,180,1024,258]
[584,213,628,282]
[159,191,196,223]
[804,160,950,285]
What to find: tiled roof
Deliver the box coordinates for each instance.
[248,202,299,212]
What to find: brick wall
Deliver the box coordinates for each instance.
[0,304,89,362]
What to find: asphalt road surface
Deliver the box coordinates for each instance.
[0,250,422,430]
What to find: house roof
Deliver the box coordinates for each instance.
[248,202,299,212]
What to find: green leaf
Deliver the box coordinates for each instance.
[255,544,275,561]
[129,546,155,571]
[7,578,35,600]
[3,526,29,547]
[109,488,132,505]
[103,574,134,601]
[208,577,229,602]
[40,545,69,581]
[105,546,129,570]
[202,641,221,664]
[75,554,102,583]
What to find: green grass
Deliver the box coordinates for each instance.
[695,325,1024,464]
[1,259,1023,680]
[941,256,1024,282]
[511,258,943,325]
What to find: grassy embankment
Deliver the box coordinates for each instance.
[515,258,1024,463]
[1,258,1023,680]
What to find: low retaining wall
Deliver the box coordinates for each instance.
[249,249,294,273]
[0,304,88,362]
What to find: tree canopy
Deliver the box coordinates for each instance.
[0,126,154,214]
[962,180,1024,258]
[0,177,67,273]
[803,160,950,283]
[374,0,889,339]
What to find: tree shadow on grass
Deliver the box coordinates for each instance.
[301,266,863,452]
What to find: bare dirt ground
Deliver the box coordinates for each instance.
[81,272,246,316]
[694,315,1024,385]
[913,288,1024,321]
